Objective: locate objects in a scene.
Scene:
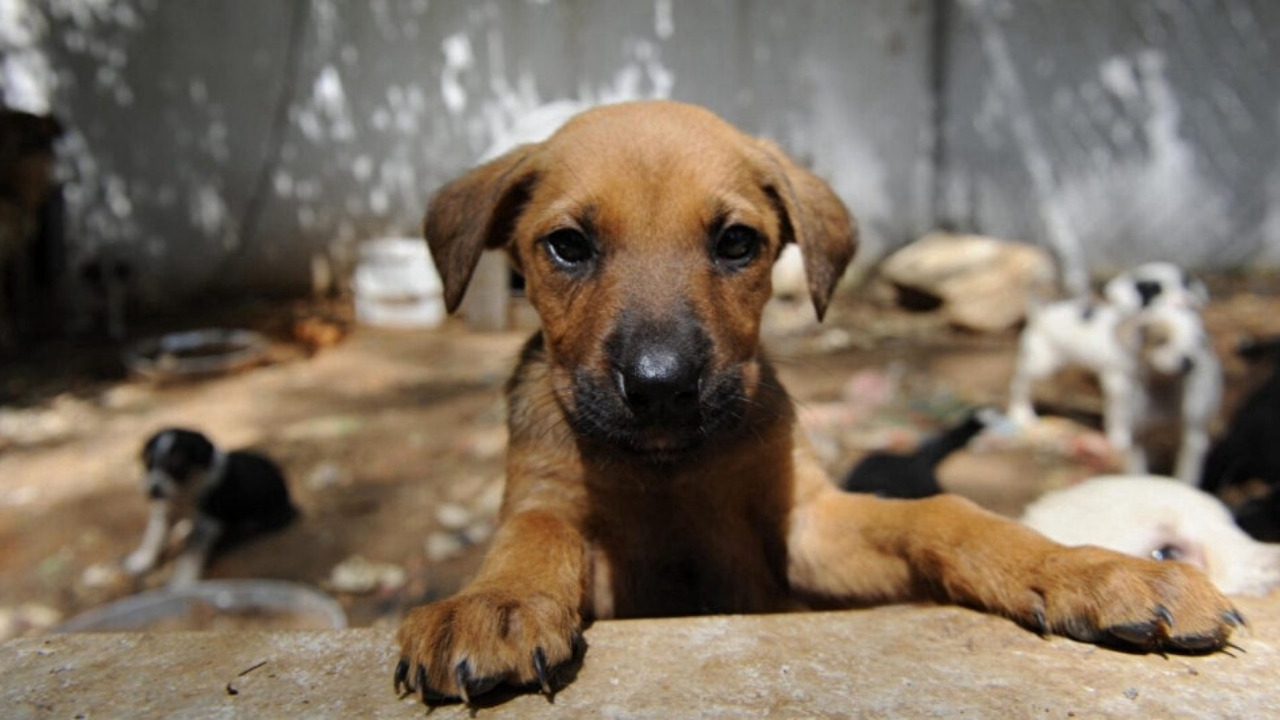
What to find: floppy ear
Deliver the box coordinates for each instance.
[753,140,858,321]
[424,145,539,313]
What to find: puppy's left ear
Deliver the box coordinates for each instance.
[424,145,539,313]
[753,140,858,321]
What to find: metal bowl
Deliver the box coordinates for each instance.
[56,580,347,633]
[124,328,269,380]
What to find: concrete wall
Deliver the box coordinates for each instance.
[939,0,1280,292]
[3,0,1277,302]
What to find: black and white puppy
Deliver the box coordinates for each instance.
[123,428,297,586]
[1007,299,1221,484]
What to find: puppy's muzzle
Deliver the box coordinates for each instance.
[144,469,174,500]
[565,310,744,460]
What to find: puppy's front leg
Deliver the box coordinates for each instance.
[1175,422,1211,486]
[1101,371,1147,473]
[168,516,222,588]
[789,489,1241,652]
[123,500,170,576]
[397,506,587,703]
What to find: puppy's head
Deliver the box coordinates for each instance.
[1123,305,1212,377]
[425,101,857,459]
[141,428,217,500]
[1104,262,1208,313]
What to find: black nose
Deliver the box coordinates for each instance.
[615,346,702,423]
[1136,280,1162,307]
[147,484,165,500]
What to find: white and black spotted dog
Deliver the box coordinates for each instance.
[1008,265,1221,485]
[123,428,297,587]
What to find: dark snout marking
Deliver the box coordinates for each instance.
[615,345,703,422]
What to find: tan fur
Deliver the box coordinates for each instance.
[397,101,1238,703]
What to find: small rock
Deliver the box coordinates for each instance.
[813,328,854,353]
[434,502,472,531]
[327,555,406,594]
[425,532,467,563]
[98,385,153,410]
[463,520,494,545]
[307,462,344,490]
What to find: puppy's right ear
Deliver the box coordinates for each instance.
[425,146,539,313]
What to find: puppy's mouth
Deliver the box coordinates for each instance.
[564,366,748,462]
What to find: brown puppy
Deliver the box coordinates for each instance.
[395,101,1241,703]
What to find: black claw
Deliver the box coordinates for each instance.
[394,658,410,695]
[1171,632,1227,654]
[455,659,472,704]
[1032,607,1049,637]
[533,647,552,695]
[416,665,429,703]
[1224,608,1248,628]
[1154,605,1174,633]
[1108,620,1159,647]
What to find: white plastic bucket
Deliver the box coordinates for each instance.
[352,238,445,328]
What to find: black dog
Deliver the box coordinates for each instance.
[123,428,297,586]
[840,407,998,499]
[1201,336,1280,540]
[1200,337,1280,494]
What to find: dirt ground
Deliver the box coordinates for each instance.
[2,274,1279,637]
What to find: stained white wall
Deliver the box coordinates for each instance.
[940,0,1280,287]
[2,0,1277,303]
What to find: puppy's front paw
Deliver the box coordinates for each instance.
[395,588,583,704]
[1030,546,1243,653]
[122,551,154,576]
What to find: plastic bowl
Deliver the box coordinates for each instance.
[55,579,347,633]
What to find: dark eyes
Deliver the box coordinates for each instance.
[713,225,762,271]
[542,229,595,268]
[1151,544,1184,562]
[540,224,763,273]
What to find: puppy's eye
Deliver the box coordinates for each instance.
[1151,544,1184,562]
[542,229,595,268]
[713,225,762,271]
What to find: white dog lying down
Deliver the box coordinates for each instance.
[1022,475,1280,596]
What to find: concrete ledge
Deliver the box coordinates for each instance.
[6,598,1279,719]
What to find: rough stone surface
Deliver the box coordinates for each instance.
[878,232,1057,332]
[5,598,1279,719]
